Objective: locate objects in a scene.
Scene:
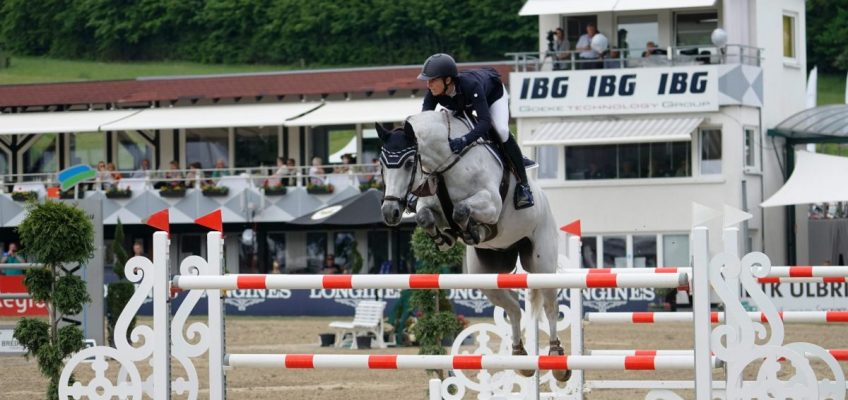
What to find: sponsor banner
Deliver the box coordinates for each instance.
[0,325,26,355]
[753,282,848,311]
[510,66,719,117]
[130,286,658,317]
[0,276,47,317]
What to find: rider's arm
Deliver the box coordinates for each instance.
[462,82,493,143]
[422,91,437,111]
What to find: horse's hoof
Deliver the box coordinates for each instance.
[548,342,571,382]
[512,344,535,378]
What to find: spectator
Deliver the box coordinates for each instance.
[1,243,23,275]
[286,158,297,186]
[617,28,630,58]
[210,159,229,179]
[321,255,341,274]
[132,159,152,179]
[131,242,147,258]
[309,156,326,185]
[370,158,382,184]
[106,162,122,190]
[158,160,183,189]
[185,162,205,188]
[96,161,109,189]
[575,23,602,69]
[334,154,352,174]
[551,27,570,70]
[642,41,658,57]
[269,157,288,187]
[604,50,624,69]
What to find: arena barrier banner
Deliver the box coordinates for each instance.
[0,276,48,317]
[127,286,658,317]
[754,281,848,311]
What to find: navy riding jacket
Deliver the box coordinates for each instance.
[422,68,504,143]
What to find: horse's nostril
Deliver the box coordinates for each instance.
[393,209,400,220]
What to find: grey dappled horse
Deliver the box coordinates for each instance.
[377,110,568,381]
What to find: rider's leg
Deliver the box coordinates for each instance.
[491,86,534,210]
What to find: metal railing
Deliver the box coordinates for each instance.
[506,44,761,72]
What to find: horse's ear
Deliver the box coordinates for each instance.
[375,123,391,142]
[403,121,415,141]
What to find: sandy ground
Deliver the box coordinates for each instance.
[2,316,848,399]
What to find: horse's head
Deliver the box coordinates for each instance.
[377,122,421,226]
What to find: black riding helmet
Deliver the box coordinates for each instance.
[417,53,457,80]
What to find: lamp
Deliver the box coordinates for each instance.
[711,28,728,48]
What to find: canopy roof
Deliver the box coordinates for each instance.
[768,104,848,142]
[761,151,848,207]
[523,117,702,146]
[289,189,414,226]
[519,0,715,16]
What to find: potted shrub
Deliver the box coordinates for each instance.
[359,180,385,192]
[105,187,132,199]
[59,189,84,199]
[11,191,37,202]
[159,185,186,198]
[318,333,335,347]
[306,183,334,194]
[201,185,229,197]
[263,183,288,196]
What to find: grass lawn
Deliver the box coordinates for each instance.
[817,72,846,105]
[0,55,293,85]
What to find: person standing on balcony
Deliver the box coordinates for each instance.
[131,159,152,179]
[552,27,570,70]
[417,53,534,209]
[575,23,602,69]
[1,243,23,276]
[309,157,326,185]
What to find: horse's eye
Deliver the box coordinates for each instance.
[404,159,414,170]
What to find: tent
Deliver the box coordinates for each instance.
[761,151,848,207]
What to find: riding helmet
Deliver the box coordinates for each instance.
[417,53,458,80]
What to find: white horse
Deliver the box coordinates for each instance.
[377,110,569,381]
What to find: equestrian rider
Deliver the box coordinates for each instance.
[417,53,535,210]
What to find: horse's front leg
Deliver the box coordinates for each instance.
[415,206,455,252]
[453,190,499,245]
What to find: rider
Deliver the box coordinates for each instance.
[417,53,534,209]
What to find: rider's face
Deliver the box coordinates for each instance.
[428,78,448,96]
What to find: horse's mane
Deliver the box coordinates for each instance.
[407,110,470,143]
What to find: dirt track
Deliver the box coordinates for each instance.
[2,316,847,399]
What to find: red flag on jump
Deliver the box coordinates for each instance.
[195,209,223,232]
[145,209,170,233]
[560,219,581,237]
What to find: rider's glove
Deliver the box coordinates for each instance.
[449,136,468,154]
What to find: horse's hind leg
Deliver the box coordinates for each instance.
[481,288,534,377]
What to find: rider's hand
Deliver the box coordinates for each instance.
[449,137,468,154]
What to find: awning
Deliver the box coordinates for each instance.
[519,0,716,16]
[523,117,702,146]
[0,110,139,135]
[289,189,413,226]
[101,102,320,131]
[761,151,848,207]
[285,98,421,127]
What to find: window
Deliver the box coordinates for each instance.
[23,134,58,177]
[0,151,7,175]
[602,236,626,268]
[675,13,718,46]
[334,232,356,272]
[633,235,657,268]
[69,132,105,168]
[235,127,278,169]
[662,234,689,267]
[783,14,796,59]
[617,15,659,59]
[581,237,597,268]
[565,141,691,180]
[306,232,327,273]
[744,128,757,168]
[700,129,722,174]
[186,128,229,169]
[266,232,286,274]
[367,230,389,274]
[116,131,153,171]
[312,125,356,165]
[537,146,558,179]
[565,15,598,51]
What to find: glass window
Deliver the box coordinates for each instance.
[235,127,278,170]
[179,234,204,259]
[396,230,415,274]
[700,129,722,174]
[633,235,657,268]
[782,15,795,58]
[565,141,690,180]
[362,128,382,166]
[116,131,153,171]
[367,230,389,274]
[333,232,355,273]
[662,234,689,267]
[266,232,286,274]
[237,229,259,273]
[617,15,659,58]
[602,236,626,268]
[306,232,327,273]
[186,128,229,170]
[69,132,105,168]
[0,151,8,176]
[581,236,597,268]
[744,128,756,168]
[675,13,718,46]
[23,134,58,177]
[537,146,558,179]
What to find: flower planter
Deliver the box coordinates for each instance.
[11,191,37,202]
[105,190,132,199]
[60,190,84,200]
[307,185,334,195]
[202,187,229,197]
[319,333,335,347]
[159,188,186,198]
[355,336,372,349]
[263,186,288,196]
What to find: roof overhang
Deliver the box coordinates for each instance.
[0,110,139,135]
[523,117,702,146]
[284,98,421,127]
[519,0,716,16]
[101,103,321,131]
[768,104,848,143]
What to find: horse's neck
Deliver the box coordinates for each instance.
[417,114,470,170]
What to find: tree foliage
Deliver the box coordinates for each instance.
[806,0,848,73]
[14,200,94,400]
[0,0,536,65]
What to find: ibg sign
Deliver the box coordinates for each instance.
[510,66,719,117]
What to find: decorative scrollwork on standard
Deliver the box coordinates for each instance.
[441,303,576,399]
[59,338,145,399]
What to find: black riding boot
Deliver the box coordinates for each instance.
[503,136,535,209]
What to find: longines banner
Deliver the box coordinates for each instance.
[509,66,719,117]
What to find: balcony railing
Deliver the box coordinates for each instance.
[506,44,761,72]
